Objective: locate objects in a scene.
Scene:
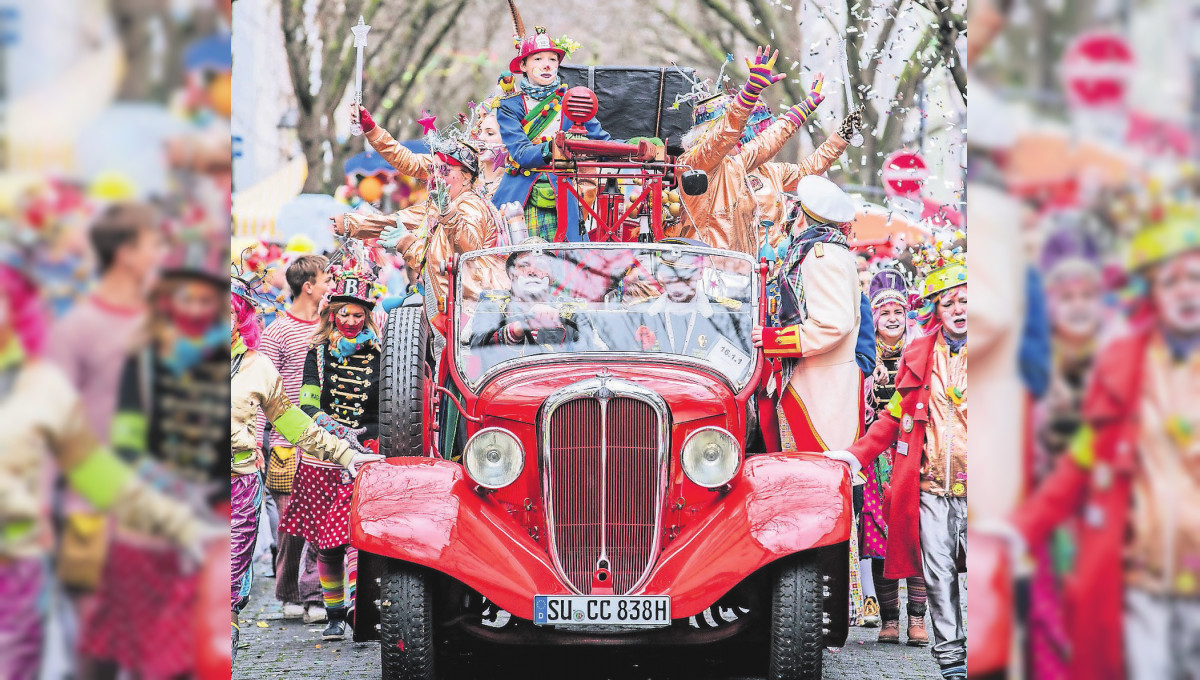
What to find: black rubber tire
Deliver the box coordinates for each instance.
[379,306,430,458]
[768,552,826,680]
[379,560,436,680]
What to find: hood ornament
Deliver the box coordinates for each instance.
[596,369,614,401]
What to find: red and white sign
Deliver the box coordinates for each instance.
[881,150,928,198]
[1062,31,1135,109]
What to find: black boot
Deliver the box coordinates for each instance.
[322,608,349,641]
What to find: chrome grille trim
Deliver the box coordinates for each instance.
[540,378,669,595]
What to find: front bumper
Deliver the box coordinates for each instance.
[350,452,850,620]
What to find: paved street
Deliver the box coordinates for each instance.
[235,563,951,680]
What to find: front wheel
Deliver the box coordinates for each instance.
[379,561,435,680]
[768,552,826,680]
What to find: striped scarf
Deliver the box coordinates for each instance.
[520,76,563,100]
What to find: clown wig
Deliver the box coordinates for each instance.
[230,291,261,351]
[0,264,48,355]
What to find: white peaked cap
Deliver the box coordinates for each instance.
[797,175,856,224]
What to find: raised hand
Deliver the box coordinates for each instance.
[737,46,787,108]
[357,105,376,133]
[783,74,826,127]
[838,105,866,140]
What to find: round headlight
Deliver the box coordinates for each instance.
[463,428,525,489]
[680,427,740,488]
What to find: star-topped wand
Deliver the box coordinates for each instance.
[349,16,371,136]
[838,36,865,148]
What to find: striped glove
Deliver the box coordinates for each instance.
[737,46,786,109]
[783,75,826,127]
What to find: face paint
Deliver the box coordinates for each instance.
[937,286,968,341]
[334,304,367,338]
[1153,251,1200,336]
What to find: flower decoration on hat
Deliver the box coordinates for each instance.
[1124,198,1200,272]
[507,0,579,74]
[912,233,967,300]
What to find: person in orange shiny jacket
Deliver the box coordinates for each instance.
[674,47,826,256]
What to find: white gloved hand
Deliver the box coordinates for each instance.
[379,224,408,250]
[823,449,862,478]
[180,520,229,574]
[972,518,1029,572]
[345,452,385,479]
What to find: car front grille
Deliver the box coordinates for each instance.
[543,380,667,595]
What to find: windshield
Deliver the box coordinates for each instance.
[453,243,759,391]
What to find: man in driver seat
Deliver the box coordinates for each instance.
[465,239,596,353]
[631,238,749,363]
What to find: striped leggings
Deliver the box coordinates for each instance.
[872,559,928,621]
[316,546,358,612]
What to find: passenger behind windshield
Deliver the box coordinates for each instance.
[464,239,596,356]
[623,238,754,379]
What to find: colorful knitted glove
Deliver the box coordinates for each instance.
[737,46,786,110]
[313,412,369,453]
[357,106,376,133]
[783,74,826,127]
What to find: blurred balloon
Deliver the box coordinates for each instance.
[358,176,383,203]
[284,234,316,257]
[208,72,232,117]
[88,171,138,201]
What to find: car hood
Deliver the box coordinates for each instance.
[473,360,736,424]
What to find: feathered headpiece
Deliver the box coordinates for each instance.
[507,0,579,74]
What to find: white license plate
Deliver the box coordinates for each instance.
[533,595,670,626]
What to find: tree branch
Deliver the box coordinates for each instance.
[654,6,727,65]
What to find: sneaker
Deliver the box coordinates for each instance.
[281,603,305,619]
[939,664,967,679]
[877,619,901,644]
[860,596,881,627]
[322,610,349,641]
[303,604,327,623]
[907,614,930,647]
[231,624,240,664]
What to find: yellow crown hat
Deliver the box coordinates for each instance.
[1126,203,1200,272]
[913,232,967,299]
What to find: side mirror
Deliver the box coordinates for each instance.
[680,169,708,196]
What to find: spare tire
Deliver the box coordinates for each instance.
[379,306,433,458]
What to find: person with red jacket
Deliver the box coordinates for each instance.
[826,245,968,680]
[1001,205,1200,680]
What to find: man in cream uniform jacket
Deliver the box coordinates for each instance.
[754,175,862,452]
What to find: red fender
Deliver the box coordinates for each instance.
[350,453,849,620]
